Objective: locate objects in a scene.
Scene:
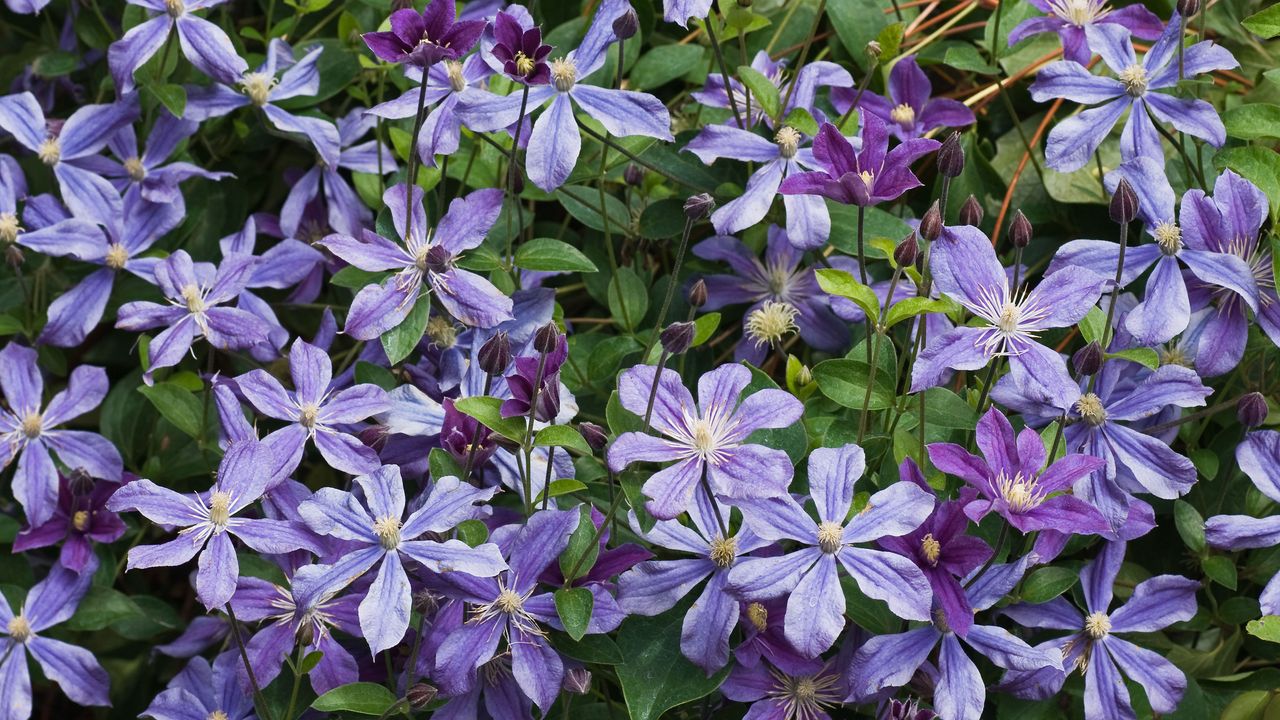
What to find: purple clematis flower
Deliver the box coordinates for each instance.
[236,338,390,477]
[367,54,493,168]
[779,118,940,207]
[999,542,1199,720]
[280,109,394,237]
[1008,0,1164,65]
[13,470,127,574]
[607,363,803,520]
[1029,18,1236,171]
[109,0,248,93]
[460,0,673,191]
[362,0,486,68]
[500,332,567,422]
[297,466,507,654]
[912,224,1107,392]
[108,441,318,610]
[184,40,341,167]
[87,111,232,203]
[928,407,1110,535]
[0,344,122,526]
[728,444,935,657]
[663,0,713,28]
[0,155,104,267]
[832,55,975,140]
[722,657,848,720]
[319,184,513,337]
[141,651,255,720]
[0,566,111,720]
[490,10,552,85]
[0,91,139,224]
[1205,431,1280,615]
[114,249,272,384]
[692,49,853,130]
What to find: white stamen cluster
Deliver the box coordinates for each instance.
[775,126,801,159]
[920,533,941,566]
[1119,64,1148,97]
[1048,0,1111,26]
[1154,222,1182,255]
[373,515,402,550]
[709,535,738,568]
[967,285,1051,357]
[766,667,840,720]
[551,57,577,92]
[889,103,916,127]
[124,157,147,182]
[241,72,279,107]
[816,521,844,554]
[445,61,467,92]
[1,212,23,244]
[20,412,42,440]
[1075,393,1107,426]
[996,471,1043,513]
[105,244,130,270]
[745,300,799,348]
[38,137,61,165]
[1083,611,1111,639]
[7,615,32,643]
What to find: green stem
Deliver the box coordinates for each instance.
[642,215,696,360]
[284,640,307,720]
[703,15,746,129]
[228,605,274,720]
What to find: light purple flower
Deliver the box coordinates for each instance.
[141,651,255,720]
[0,566,111,720]
[1029,18,1236,171]
[779,118,940,207]
[297,465,507,654]
[108,441,318,609]
[0,344,122,525]
[367,56,491,168]
[362,0,486,68]
[728,445,935,656]
[108,0,248,93]
[607,363,803,520]
[1205,431,1280,615]
[1008,0,1164,65]
[663,0,713,28]
[13,471,127,574]
[832,55,975,140]
[692,49,853,130]
[86,111,232,204]
[722,657,847,720]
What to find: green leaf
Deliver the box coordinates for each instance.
[147,83,187,118]
[629,44,704,90]
[556,185,630,233]
[827,0,891,70]
[692,312,721,346]
[429,448,465,482]
[615,604,730,720]
[812,349,896,411]
[550,631,625,665]
[1173,500,1206,553]
[1106,347,1159,370]
[33,51,79,78]
[638,198,687,239]
[1021,566,1078,604]
[554,587,594,641]
[884,297,950,330]
[311,682,398,715]
[608,266,649,331]
[1243,3,1280,38]
[456,519,489,547]
[1078,306,1106,345]
[329,266,386,289]
[1203,555,1238,590]
[559,506,596,583]
[299,650,324,675]
[1224,104,1280,141]
[380,294,431,365]
[515,238,597,273]
[67,587,141,631]
[1215,146,1280,219]
[876,22,905,62]
[534,425,593,454]
[536,479,588,504]
[815,269,879,325]
[453,396,527,442]
[354,362,398,392]
[941,44,998,74]
[137,383,204,439]
[781,107,818,136]
[1246,616,1280,643]
[737,65,781,120]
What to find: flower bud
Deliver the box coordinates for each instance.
[1238,392,1268,428]
[511,171,524,194]
[1109,178,1139,225]
[613,7,639,40]
[297,621,315,647]
[660,321,696,355]
[623,163,644,186]
[893,232,919,267]
[688,278,708,308]
[406,683,438,709]
[919,201,942,242]
[1008,210,1032,249]
[67,468,95,497]
[533,322,560,354]
[563,667,592,694]
[796,363,813,386]
[865,41,882,59]
[1072,341,1103,377]
[958,195,983,227]
[578,422,609,451]
[478,331,512,376]
[5,245,23,269]
[1176,0,1199,17]
[684,193,715,220]
[937,132,964,178]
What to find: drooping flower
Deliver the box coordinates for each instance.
[13,470,127,574]
[0,566,111,720]
[141,651,256,720]
[0,344,123,525]
[831,55,975,140]
[728,444,935,657]
[1008,0,1164,65]
[366,54,494,168]
[108,0,248,93]
[319,184,513,337]
[280,109,395,237]
[490,10,553,85]
[1205,430,1280,615]
[108,441,319,609]
[998,542,1199,720]
[1029,19,1236,171]
[362,0,487,68]
[607,363,803,520]
[779,118,940,207]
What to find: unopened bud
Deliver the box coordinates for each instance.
[937,132,964,177]
[578,422,609,451]
[1238,392,1268,428]
[688,278,708,308]
[623,163,644,186]
[478,331,512,376]
[893,232,919,267]
[5,245,23,269]
[1072,341,1103,377]
[563,667,592,694]
[958,195,984,227]
[684,193,715,220]
[67,468,95,497]
[533,322,560,354]
[511,172,524,194]
[660,321,696,355]
[865,41,882,59]
[1008,210,1032,249]
[1109,178,1139,225]
[406,682,438,709]
[297,622,315,647]
[1176,0,1199,17]
[612,7,639,40]
[919,201,942,242]
[796,363,813,386]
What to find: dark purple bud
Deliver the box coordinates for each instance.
[511,171,525,194]
[1109,178,1139,224]
[1072,341,1103,377]
[1009,210,1032,249]
[1176,0,1199,17]
[533,322,561,354]
[958,195,983,227]
[1238,392,1268,428]
[880,699,937,720]
[406,683,438,709]
[478,331,512,376]
[578,422,609,451]
[624,163,644,186]
[688,278,708,308]
[612,7,639,40]
[660,321,696,355]
[684,193,715,220]
[563,667,592,694]
[919,201,942,242]
[937,132,964,177]
[894,232,919,267]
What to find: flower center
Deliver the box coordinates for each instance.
[920,533,941,566]
[165,0,185,17]
[514,52,535,77]
[858,169,875,189]
[20,412,42,439]
[746,602,768,632]
[298,404,320,430]
[1160,346,1191,367]
[445,60,466,92]
[774,126,801,159]
[241,72,278,107]
[373,515,402,550]
[426,315,457,349]
[996,302,1022,335]
[745,300,799,348]
[1075,393,1107,426]
[208,491,232,527]
[1084,611,1111,639]
[0,212,21,244]
[709,535,738,567]
[7,615,31,643]
[1050,0,1106,25]
[816,521,844,554]
[124,157,147,182]
[769,669,839,716]
[105,243,130,270]
[72,510,91,532]
[1119,64,1148,96]
[181,284,206,313]
[889,103,916,127]
[1154,221,1182,255]
[996,471,1040,513]
[690,419,719,456]
[494,588,523,614]
[38,136,60,165]
[416,243,451,274]
[551,57,577,92]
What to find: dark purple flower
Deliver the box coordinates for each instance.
[109,0,248,93]
[832,55,975,140]
[13,471,128,574]
[141,651,255,720]
[779,118,940,207]
[500,333,567,422]
[363,0,486,67]
[491,11,552,85]
[1008,0,1165,65]
[1205,430,1280,615]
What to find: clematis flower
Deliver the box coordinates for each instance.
[108,0,247,93]
[618,493,770,673]
[928,407,1110,535]
[911,224,1107,392]
[297,465,507,654]
[1007,0,1164,65]
[692,49,854,130]
[1029,19,1236,171]
[13,470,127,574]
[832,54,975,140]
[184,40,340,167]
[500,332,567,421]
[114,249,271,384]
[490,10,552,85]
[0,566,111,720]
[728,444,935,656]
[607,363,803,520]
[141,651,255,720]
[0,91,139,224]
[663,0,713,28]
[0,155,104,266]
[1205,431,1280,615]
[998,542,1199,720]
[280,109,394,237]
[721,657,847,720]
[460,0,673,191]
[362,0,486,68]
[319,184,513,337]
[236,338,389,477]
[108,441,319,610]
[367,55,493,168]
[1048,158,1259,348]
[90,111,232,204]
[0,344,122,526]
[779,118,939,207]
